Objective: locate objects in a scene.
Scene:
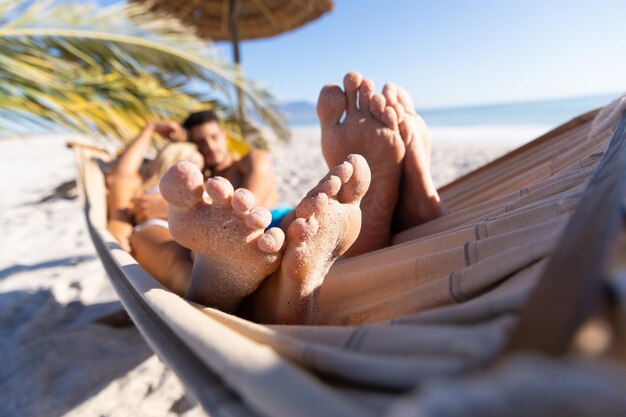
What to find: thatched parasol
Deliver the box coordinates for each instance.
[135,0,334,118]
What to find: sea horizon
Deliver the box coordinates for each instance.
[281,92,620,129]
[279,92,620,147]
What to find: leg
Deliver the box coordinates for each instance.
[381,83,448,230]
[106,174,142,252]
[250,154,371,324]
[159,161,285,313]
[129,226,192,296]
[318,71,406,256]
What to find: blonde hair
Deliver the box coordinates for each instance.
[143,142,203,190]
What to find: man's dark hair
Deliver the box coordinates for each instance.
[182,110,221,130]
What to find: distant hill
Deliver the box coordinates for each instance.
[278,101,318,126]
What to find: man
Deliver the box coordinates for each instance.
[130,110,278,224]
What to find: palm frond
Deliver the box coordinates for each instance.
[0,0,290,146]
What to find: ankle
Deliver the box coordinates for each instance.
[393,184,447,232]
[416,194,447,221]
[186,284,242,313]
[346,225,390,257]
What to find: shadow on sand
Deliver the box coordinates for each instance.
[0,289,152,416]
[0,255,97,280]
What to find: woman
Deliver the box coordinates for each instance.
[106,121,203,295]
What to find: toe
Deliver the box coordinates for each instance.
[317,84,346,129]
[257,227,285,253]
[343,71,362,115]
[231,188,255,214]
[296,192,329,219]
[245,207,272,229]
[358,78,374,112]
[392,102,406,124]
[329,161,354,184]
[382,106,399,131]
[382,83,399,107]
[306,165,345,198]
[399,120,413,147]
[315,175,342,198]
[369,94,386,123]
[397,85,416,114]
[159,161,204,209]
[337,154,371,205]
[287,216,319,242]
[206,176,234,206]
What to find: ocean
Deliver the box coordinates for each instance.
[284,93,618,128]
[282,92,620,146]
[418,93,617,128]
[423,93,618,145]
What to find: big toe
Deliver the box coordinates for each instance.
[317,84,346,129]
[160,161,204,209]
[338,154,371,205]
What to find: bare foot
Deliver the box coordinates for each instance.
[250,154,370,324]
[159,161,285,313]
[318,71,405,256]
[380,83,448,231]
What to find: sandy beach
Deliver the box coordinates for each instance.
[271,125,548,206]
[0,125,547,416]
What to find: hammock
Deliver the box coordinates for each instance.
[72,96,626,416]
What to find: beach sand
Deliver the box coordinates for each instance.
[0,125,547,416]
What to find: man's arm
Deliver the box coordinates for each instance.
[239,150,278,208]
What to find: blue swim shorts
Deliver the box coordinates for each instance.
[267,205,293,230]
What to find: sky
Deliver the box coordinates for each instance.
[210,0,626,109]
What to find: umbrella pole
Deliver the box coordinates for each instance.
[229,0,246,122]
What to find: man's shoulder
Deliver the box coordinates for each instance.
[243,148,269,163]
[235,149,270,173]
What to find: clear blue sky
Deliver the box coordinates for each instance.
[212,0,626,109]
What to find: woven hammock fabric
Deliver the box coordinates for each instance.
[75,94,626,416]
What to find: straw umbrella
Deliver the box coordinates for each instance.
[135,0,334,119]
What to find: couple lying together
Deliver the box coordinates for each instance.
[107,72,447,325]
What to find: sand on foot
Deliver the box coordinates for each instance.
[249,154,371,324]
[160,160,285,313]
[317,71,406,256]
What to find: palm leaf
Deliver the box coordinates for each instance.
[0,0,290,146]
